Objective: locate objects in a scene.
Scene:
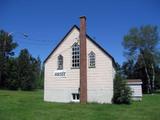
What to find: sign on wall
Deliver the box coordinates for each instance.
[54,70,66,77]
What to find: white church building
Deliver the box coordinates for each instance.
[44,16,116,104]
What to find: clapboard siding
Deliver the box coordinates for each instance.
[87,38,114,103]
[44,28,80,102]
[130,85,142,96]
[44,26,115,103]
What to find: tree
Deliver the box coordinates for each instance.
[5,57,19,90]
[33,57,42,88]
[0,30,18,88]
[122,25,160,93]
[40,64,44,89]
[115,62,122,74]
[122,60,135,79]
[30,56,44,89]
[155,66,160,90]
[0,29,44,91]
[112,73,132,104]
[18,49,36,90]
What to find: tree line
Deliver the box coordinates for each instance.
[113,25,160,104]
[0,30,43,90]
[1,25,160,95]
[120,25,160,94]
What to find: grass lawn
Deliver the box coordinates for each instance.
[0,90,160,120]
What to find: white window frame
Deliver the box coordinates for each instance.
[57,54,63,70]
[72,93,80,102]
[71,43,80,69]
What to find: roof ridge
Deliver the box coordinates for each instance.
[44,25,116,67]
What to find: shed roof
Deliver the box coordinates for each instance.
[127,79,142,85]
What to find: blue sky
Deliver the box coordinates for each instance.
[0,0,160,64]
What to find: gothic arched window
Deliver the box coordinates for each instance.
[89,51,95,68]
[57,55,63,70]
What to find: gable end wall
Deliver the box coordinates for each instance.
[44,27,114,103]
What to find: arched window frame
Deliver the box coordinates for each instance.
[88,51,96,68]
[57,54,63,70]
[71,42,80,69]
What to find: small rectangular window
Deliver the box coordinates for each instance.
[72,93,80,102]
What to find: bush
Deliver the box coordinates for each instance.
[155,70,160,90]
[20,75,36,91]
[6,79,19,90]
[112,73,132,104]
[18,49,36,91]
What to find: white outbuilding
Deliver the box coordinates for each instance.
[127,79,143,101]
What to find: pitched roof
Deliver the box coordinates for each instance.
[127,79,142,83]
[127,79,142,85]
[44,25,116,66]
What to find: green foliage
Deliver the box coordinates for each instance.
[33,56,43,89]
[0,30,18,57]
[39,64,44,89]
[122,60,135,78]
[112,73,132,104]
[0,29,44,90]
[122,25,160,93]
[0,30,18,88]
[5,58,19,90]
[17,49,44,90]
[122,25,159,60]
[155,66,160,89]
[18,49,36,90]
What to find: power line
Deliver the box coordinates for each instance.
[46,46,72,60]
[10,32,53,45]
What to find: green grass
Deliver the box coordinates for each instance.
[0,90,160,120]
